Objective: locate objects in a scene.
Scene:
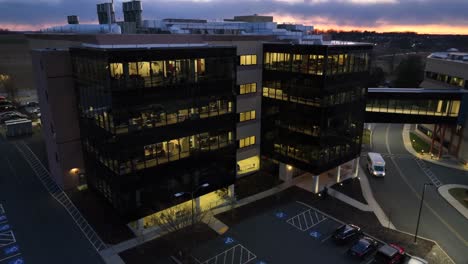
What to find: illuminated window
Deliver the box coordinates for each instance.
[239,83,257,94]
[239,136,255,148]
[110,63,123,77]
[237,155,260,175]
[239,110,256,122]
[240,55,257,66]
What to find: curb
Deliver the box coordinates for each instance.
[438,184,468,220]
[402,125,468,172]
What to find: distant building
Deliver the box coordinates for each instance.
[226,14,274,23]
[418,50,468,163]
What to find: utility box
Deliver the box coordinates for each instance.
[5,119,33,137]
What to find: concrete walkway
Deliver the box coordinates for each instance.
[402,124,468,172]
[327,187,373,212]
[99,173,312,263]
[438,184,468,220]
[357,166,396,229]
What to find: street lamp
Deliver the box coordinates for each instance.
[414,183,433,243]
[174,183,210,229]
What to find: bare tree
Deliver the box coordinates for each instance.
[216,188,237,219]
[0,74,18,102]
[146,204,210,234]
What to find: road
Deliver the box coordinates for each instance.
[0,135,103,263]
[364,123,468,264]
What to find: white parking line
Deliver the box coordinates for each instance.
[286,209,328,231]
[201,244,256,264]
[0,231,16,247]
[0,253,21,262]
[360,257,375,264]
[320,234,333,243]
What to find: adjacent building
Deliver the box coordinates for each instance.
[419,51,468,163]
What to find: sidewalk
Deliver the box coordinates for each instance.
[100,173,311,263]
[438,184,468,220]
[402,124,468,171]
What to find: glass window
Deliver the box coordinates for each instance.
[240,83,257,95]
[110,63,123,78]
[239,110,256,122]
[239,136,255,148]
[240,55,258,66]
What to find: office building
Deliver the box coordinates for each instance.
[29,30,371,230]
[418,50,468,163]
[261,42,372,191]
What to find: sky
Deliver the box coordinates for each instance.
[1,0,468,34]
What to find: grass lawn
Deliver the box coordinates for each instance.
[448,188,468,209]
[409,132,437,154]
[362,129,371,145]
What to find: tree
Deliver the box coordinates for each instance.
[0,74,18,102]
[367,67,386,87]
[216,188,237,219]
[146,204,211,234]
[392,55,425,88]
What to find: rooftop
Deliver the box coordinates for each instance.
[428,51,468,63]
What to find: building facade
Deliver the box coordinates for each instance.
[419,51,468,163]
[261,43,372,190]
[30,34,373,229]
[68,45,238,219]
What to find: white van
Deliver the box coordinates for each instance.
[366,152,386,177]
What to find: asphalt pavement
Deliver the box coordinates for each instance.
[0,136,103,264]
[365,123,468,264]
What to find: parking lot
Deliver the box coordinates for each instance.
[0,204,24,264]
[192,201,385,264]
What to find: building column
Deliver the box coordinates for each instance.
[336,165,341,183]
[353,157,360,178]
[228,184,235,199]
[195,197,201,213]
[279,162,293,182]
[312,175,320,194]
[137,218,145,232]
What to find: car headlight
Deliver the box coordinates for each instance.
[373,171,377,175]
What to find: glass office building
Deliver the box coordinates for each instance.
[261,43,373,174]
[70,46,237,218]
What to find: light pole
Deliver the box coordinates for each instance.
[174,183,209,229]
[414,183,433,243]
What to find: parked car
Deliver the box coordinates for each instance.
[0,100,12,106]
[0,111,17,118]
[333,224,362,243]
[374,244,406,264]
[0,113,27,123]
[405,256,428,264]
[25,101,39,107]
[348,236,379,259]
[0,105,16,112]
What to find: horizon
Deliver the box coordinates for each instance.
[1,0,468,35]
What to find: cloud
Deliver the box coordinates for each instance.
[0,0,467,33]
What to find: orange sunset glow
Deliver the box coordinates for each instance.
[269,13,468,35]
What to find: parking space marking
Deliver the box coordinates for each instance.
[286,209,328,231]
[200,244,256,264]
[0,231,16,247]
[360,258,374,264]
[0,253,21,263]
[320,234,333,243]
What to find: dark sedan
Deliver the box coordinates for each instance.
[348,236,379,259]
[333,224,362,243]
